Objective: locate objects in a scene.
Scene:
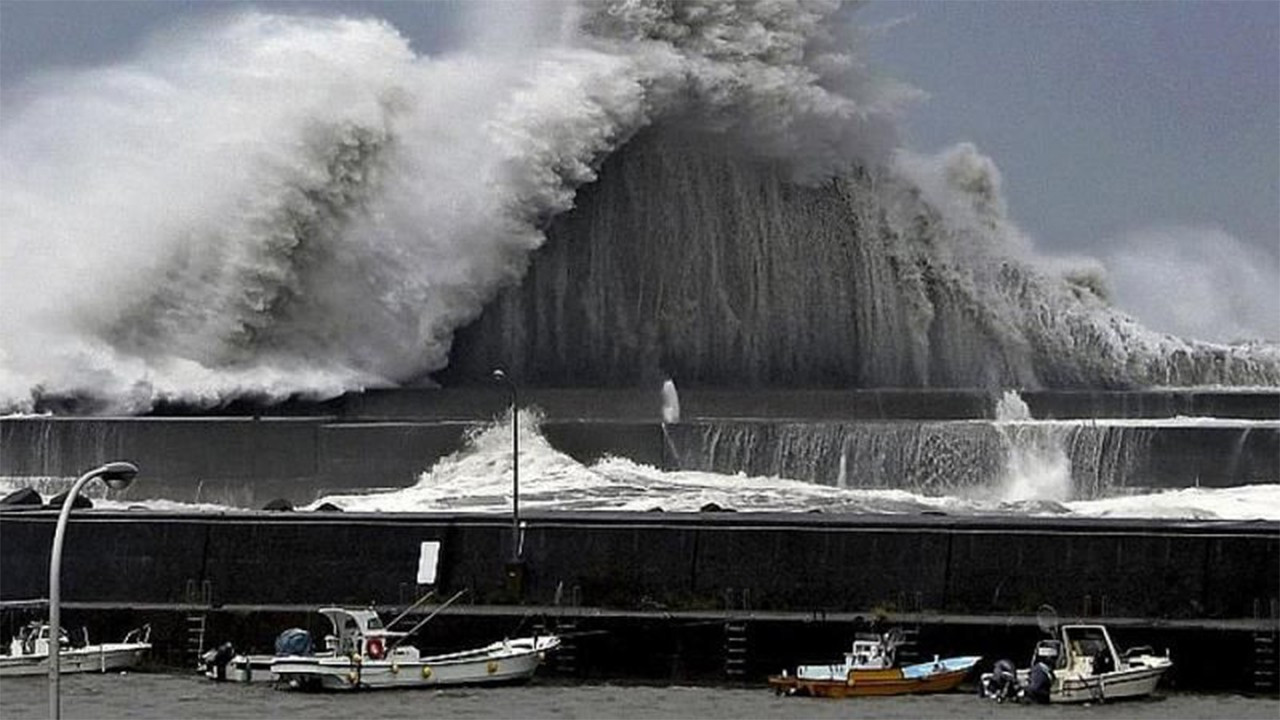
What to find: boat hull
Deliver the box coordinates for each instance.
[769,666,973,698]
[272,637,557,691]
[0,644,150,677]
[1016,664,1171,704]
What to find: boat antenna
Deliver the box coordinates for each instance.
[386,588,469,653]
[384,590,436,630]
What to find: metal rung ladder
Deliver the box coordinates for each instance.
[724,621,748,680]
[555,619,579,675]
[1253,632,1278,693]
[186,614,207,661]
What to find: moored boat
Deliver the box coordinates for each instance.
[769,631,980,698]
[268,606,559,691]
[1003,623,1172,704]
[980,621,1173,704]
[0,622,151,677]
[201,590,451,684]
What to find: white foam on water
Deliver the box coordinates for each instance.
[1064,484,1280,521]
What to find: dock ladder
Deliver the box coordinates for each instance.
[1253,631,1278,694]
[555,618,579,676]
[184,579,213,663]
[185,614,207,661]
[724,620,749,680]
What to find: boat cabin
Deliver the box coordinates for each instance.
[1033,624,1119,677]
[317,608,388,657]
[844,634,895,670]
[7,623,69,657]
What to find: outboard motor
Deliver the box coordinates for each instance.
[274,628,314,657]
[1026,659,1054,704]
[1023,640,1059,703]
[981,659,1020,702]
[201,642,236,682]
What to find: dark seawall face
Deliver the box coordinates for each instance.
[4,509,1275,692]
[2,510,1275,620]
[440,128,1280,390]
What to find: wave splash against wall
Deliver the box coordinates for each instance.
[2,2,1275,413]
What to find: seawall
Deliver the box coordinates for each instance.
[2,509,1276,691]
[3,417,1276,505]
[3,389,1277,506]
[3,510,1276,620]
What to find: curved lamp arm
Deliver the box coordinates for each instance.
[50,461,137,720]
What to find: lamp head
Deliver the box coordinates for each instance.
[492,369,507,381]
[98,461,139,491]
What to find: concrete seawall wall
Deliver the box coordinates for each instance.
[4,416,1276,505]
[4,510,1276,692]
[3,511,1275,620]
[0,418,668,506]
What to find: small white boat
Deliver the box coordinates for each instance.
[268,606,559,691]
[983,623,1172,704]
[0,622,151,677]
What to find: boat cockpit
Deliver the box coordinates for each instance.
[1034,625,1120,677]
[8,623,72,657]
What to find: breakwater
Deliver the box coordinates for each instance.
[3,389,1277,506]
[1,509,1276,691]
[4,510,1274,617]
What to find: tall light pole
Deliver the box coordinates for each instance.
[49,461,138,720]
[491,370,520,562]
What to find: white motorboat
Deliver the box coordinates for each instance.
[983,623,1172,704]
[0,622,151,677]
[268,606,559,691]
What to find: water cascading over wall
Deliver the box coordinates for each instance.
[441,127,1280,390]
[663,420,1162,499]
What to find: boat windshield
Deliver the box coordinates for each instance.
[367,617,383,630]
[1063,627,1112,660]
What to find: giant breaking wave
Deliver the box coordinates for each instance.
[2,1,1277,413]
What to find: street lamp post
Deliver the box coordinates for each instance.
[49,461,138,720]
[491,370,520,563]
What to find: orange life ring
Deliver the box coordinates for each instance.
[366,637,385,660]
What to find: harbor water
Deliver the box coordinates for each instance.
[0,673,1277,720]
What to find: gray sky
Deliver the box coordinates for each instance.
[3,0,1277,341]
[859,0,1279,257]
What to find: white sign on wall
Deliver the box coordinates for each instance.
[417,540,441,585]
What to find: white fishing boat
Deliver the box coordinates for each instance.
[983,623,1172,704]
[269,606,559,691]
[202,590,469,684]
[0,622,151,677]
